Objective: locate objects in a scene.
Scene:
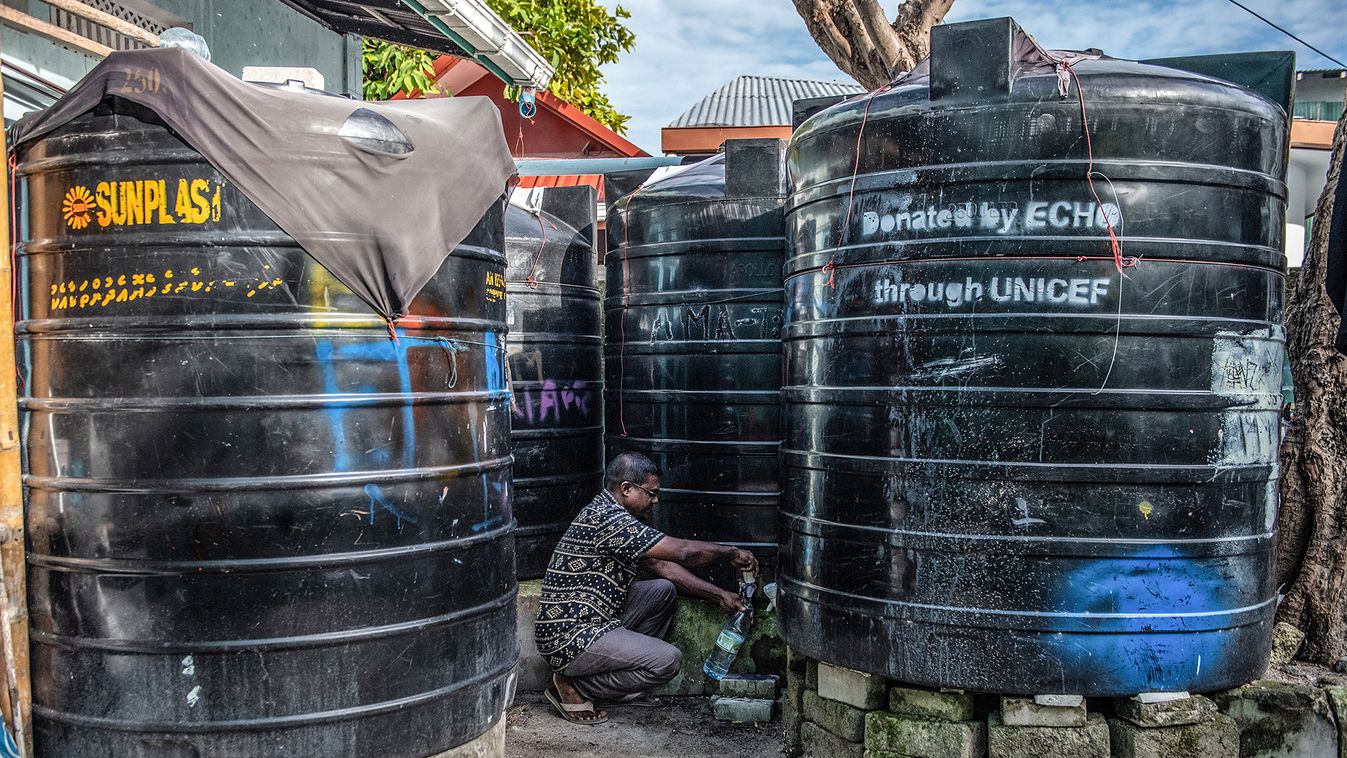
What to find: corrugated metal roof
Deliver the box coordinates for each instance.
[667,75,864,128]
[1299,68,1347,77]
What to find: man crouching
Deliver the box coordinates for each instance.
[534,452,758,724]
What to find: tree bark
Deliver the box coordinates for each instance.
[1275,105,1347,664]
[792,0,954,89]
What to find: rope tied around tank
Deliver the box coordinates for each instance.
[826,83,888,289]
[524,209,554,289]
[1057,58,1133,273]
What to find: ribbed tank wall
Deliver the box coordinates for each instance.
[504,197,601,579]
[604,143,786,577]
[780,21,1288,696]
[17,99,516,756]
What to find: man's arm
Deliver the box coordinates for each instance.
[643,557,746,613]
[644,535,758,573]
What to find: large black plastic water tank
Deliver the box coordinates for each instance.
[605,139,787,575]
[780,18,1291,696]
[16,98,516,755]
[505,189,602,579]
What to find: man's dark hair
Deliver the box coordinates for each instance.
[604,452,661,492]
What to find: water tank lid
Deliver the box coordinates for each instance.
[11,47,515,321]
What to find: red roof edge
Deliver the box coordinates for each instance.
[533,89,647,157]
[430,56,647,157]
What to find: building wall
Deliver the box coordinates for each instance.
[152,0,360,95]
[1295,71,1346,121]
[2,0,359,123]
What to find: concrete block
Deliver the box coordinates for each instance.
[819,663,887,710]
[652,594,786,696]
[513,580,549,699]
[1325,686,1347,758]
[889,684,975,722]
[428,717,505,758]
[1115,694,1218,728]
[804,689,867,742]
[784,673,806,758]
[986,712,1109,758]
[712,696,775,723]
[807,659,819,690]
[1109,714,1239,758]
[718,673,779,699]
[1033,694,1083,707]
[865,711,985,758]
[1215,680,1338,758]
[802,721,865,758]
[1000,695,1087,727]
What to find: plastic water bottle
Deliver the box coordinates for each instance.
[703,572,756,680]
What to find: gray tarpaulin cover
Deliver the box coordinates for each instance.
[10,47,516,320]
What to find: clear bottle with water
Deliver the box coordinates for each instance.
[703,572,756,680]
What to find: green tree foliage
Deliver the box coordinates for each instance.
[484,0,635,133]
[361,39,438,100]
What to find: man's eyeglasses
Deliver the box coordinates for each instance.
[625,481,660,499]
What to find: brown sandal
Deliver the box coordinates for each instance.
[545,685,608,725]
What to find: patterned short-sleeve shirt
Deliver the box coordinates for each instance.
[534,489,666,671]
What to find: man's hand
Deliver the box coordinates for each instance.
[730,548,759,576]
[717,589,748,614]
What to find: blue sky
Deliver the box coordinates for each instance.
[597,0,1347,154]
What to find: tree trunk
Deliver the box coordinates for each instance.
[1275,107,1347,664]
[792,0,954,89]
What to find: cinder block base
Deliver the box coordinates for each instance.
[1216,680,1339,758]
[428,717,505,758]
[803,720,865,758]
[718,673,780,699]
[1115,694,1218,728]
[785,663,809,758]
[888,685,975,722]
[1000,696,1087,727]
[513,581,549,700]
[865,710,986,758]
[1109,714,1239,758]
[712,696,775,723]
[987,712,1109,758]
[819,663,887,710]
[804,689,867,742]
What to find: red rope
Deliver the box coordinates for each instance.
[826,88,882,288]
[1063,62,1129,273]
[524,211,553,288]
[815,253,1264,277]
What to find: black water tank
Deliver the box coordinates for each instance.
[605,139,787,575]
[781,18,1290,696]
[17,97,516,755]
[505,189,602,579]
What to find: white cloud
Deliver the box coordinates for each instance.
[599,0,1347,155]
[598,0,846,153]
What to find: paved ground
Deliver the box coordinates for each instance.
[505,692,783,758]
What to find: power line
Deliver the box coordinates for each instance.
[1224,0,1346,69]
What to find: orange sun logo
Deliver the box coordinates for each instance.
[62,186,94,230]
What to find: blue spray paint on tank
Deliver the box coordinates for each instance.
[474,330,507,528]
[314,331,487,528]
[364,482,419,528]
[1038,546,1237,693]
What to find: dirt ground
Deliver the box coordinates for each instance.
[504,692,783,758]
